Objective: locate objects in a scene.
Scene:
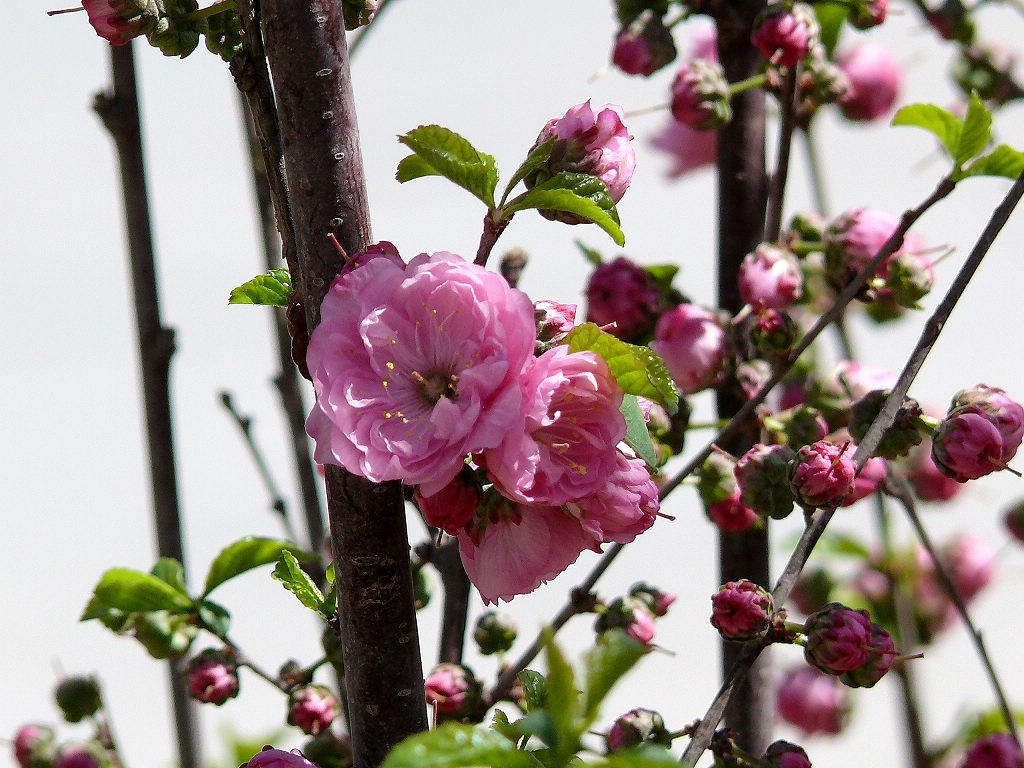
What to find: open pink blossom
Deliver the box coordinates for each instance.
[568,450,660,544]
[651,303,729,394]
[838,43,902,121]
[459,502,600,604]
[82,0,157,45]
[306,250,535,496]
[485,346,625,506]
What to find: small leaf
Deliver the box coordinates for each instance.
[380,723,540,768]
[813,1,847,55]
[574,240,603,266]
[504,172,625,246]
[229,269,292,307]
[643,264,678,293]
[91,568,194,614]
[489,709,524,744]
[566,323,680,415]
[150,557,188,595]
[203,537,315,596]
[501,137,555,205]
[543,632,580,763]
[582,630,646,724]
[397,125,499,209]
[892,104,962,157]
[517,669,548,713]
[621,396,658,469]
[955,92,993,168]
[272,551,329,617]
[962,144,1024,180]
[515,711,558,749]
[326,561,336,584]
[196,599,232,637]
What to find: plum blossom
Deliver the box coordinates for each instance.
[751,3,819,66]
[790,440,857,509]
[803,603,873,674]
[612,11,677,76]
[413,468,479,535]
[651,303,729,394]
[739,244,803,310]
[306,249,535,496]
[186,648,239,705]
[288,685,338,736]
[932,407,1005,482]
[81,0,158,45]
[838,43,902,121]
[245,747,319,768]
[711,580,774,640]
[585,256,661,340]
[423,663,481,716]
[568,450,660,544]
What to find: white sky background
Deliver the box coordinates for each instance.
[4,2,1024,767]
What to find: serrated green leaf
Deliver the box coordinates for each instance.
[196,599,232,637]
[643,264,678,293]
[621,396,658,469]
[203,537,315,596]
[956,93,992,168]
[380,723,540,768]
[397,125,499,209]
[518,669,548,713]
[582,630,646,724]
[501,137,555,206]
[543,632,580,764]
[91,568,194,614]
[228,269,292,307]
[150,557,188,595]
[574,240,603,266]
[813,1,847,55]
[963,144,1024,180]
[490,709,525,744]
[272,551,329,617]
[565,323,680,415]
[396,154,442,183]
[892,104,962,157]
[505,173,625,246]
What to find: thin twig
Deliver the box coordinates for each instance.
[763,66,799,243]
[801,126,830,216]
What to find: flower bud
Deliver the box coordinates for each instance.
[942,534,996,602]
[342,0,378,30]
[244,746,320,768]
[794,43,851,118]
[698,452,738,506]
[907,440,961,502]
[960,733,1024,768]
[13,725,57,768]
[146,12,202,58]
[706,489,761,533]
[287,685,338,736]
[81,0,159,45]
[413,561,434,610]
[53,744,108,768]
[596,597,658,645]
[927,3,976,43]
[932,406,1005,482]
[473,611,517,656]
[848,389,924,459]
[413,467,479,536]
[837,43,902,121]
[710,580,774,641]
[670,60,732,130]
[606,708,672,752]
[823,208,900,295]
[803,602,873,674]
[789,440,856,509]
[751,3,819,67]
[767,406,829,451]
[187,648,239,706]
[612,10,677,76]
[950,385,1024,463]
[739,244,803,311]
[839,621,895,688]
[424,663,482,718]
[841,456,888,507]
[534,300,578,348]
[651,303,729,394]
[777,666,848,735]
[883,249,934,308]
[735,443,797,520]
[760,740,812,768]
[585,256,661,342]
[750,310,800,360]
[849,0,887,29]
[629,582,676,617]
[54,676,102,724]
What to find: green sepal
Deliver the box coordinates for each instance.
[84,568,194,617]
[581,630,646,725]
[272,550,332,618]
[517,669,548,713]
[621,396,658,469]
[203,537,315,596]
[229,268,293,307]
[397,125,499,210]
[504,173,625,246]
[963,144,1024,180]
[565,323,680,415]
[500,138,555,206]
[380,723,541,768]
[196,599,232,637]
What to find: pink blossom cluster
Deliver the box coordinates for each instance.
[932,385,1024,482]
[307,247,661,604]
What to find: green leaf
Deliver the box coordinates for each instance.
[892,104,962,157]
[813,2,847,55]
[150,557,188,595]
[397,125,499,209]
[582,630,646,724]
[955,92,992,168]
[565,323,680,415]
[621,396,658,469]
[518,669,548,713]
[501,137,555,205]
[196,599,232,637]
[597,744,686,768]
[963,144,1024,180]
[203,537,315,596]
[515,711,558,750]
[574,240,603,266]
[272,550,330,617]
[543,632,580,763]
[90,568,194,614]
[504,172,625,246]
[490,709,525,744]
[381,723,540,768]
[228,269,292,307]
[643,264,678,293]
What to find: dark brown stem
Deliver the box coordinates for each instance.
[92,42,201,768]
[432,540,473,665]
[712,1,770,752]
[763,66,798,243]
[474,213,509,267]
[258,3,428,765]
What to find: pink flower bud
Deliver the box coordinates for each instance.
[735,443,797,520]
[777,666,848,735]
[739,244,803,310]
[534,300,578,344]
[950,385,1024,463]
[585,256,661,341]
[961,733,1024,768]
[932,406,1005,482]
[607,708,672,752]
[907,440,962,501]
[670,60,732,130]
[595,597,658,645]
[837,43,902,121]
[187,648,239,706]
[804,603,873,674]
[841,456,888,506]
[54,744,107,768]
[750,310,800,360]
[849,0,888,29]
[706,489,761,533]
[839,622,896,688]
[824,208,901,292]
[81,0,159,45]
[245,746,320,768]
[629,582,677,617]
[789,440,857,509]
[424,663,482,716]
[710,580,774,641]
[287,685,338,736]
[751,3,819,67]
[651,303,729,394]
[942,534,996,602]
[612,10,677,76]
[761,740,812,768]
[14,725,56,768]
[413,468,480,536]
[625,605,657,645]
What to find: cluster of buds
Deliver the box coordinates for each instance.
[710,579,774,641]
[670,59,732,131]
[932,385,1024,482]
[803,603,896,687]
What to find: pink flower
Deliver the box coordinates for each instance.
[762,741,812,768]
[804,603,873,674]
[651,303,729,394]
[710,580,774,641]
[838,43,902,121]
[287,685,338,736]
[942,534,996,602]
[585,256,661,340]
[839,622,896,688]
[908,440,962,501]
[569,451,660,544]
[824,207,902,284]
[706,489,760,533]
[842,456,888,506]
[751,3,819,67]
[413,468,479,535]
[245,747,319,768]
[187,649,239,706]
[14,725,55,768]
[528,101,636,205]
[54,745,105,768]
[850,0,888,29]
[81,0,157,45]
[626,605,657,645]
[607,708,671,752]
[961,733,1024,768]
[739,244,803,310]
[932,406,1005,482]
[951,384,1024,463]
[534,300,578,343]
[612,11,676,76]
[670,60,732,130]
[458,503,600,604]
[777,666,848,735]
[306,250,535,496]
[485,346,625,506]
[649,119,717,177]
[789,440,857,509]
[424,663,480,715]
